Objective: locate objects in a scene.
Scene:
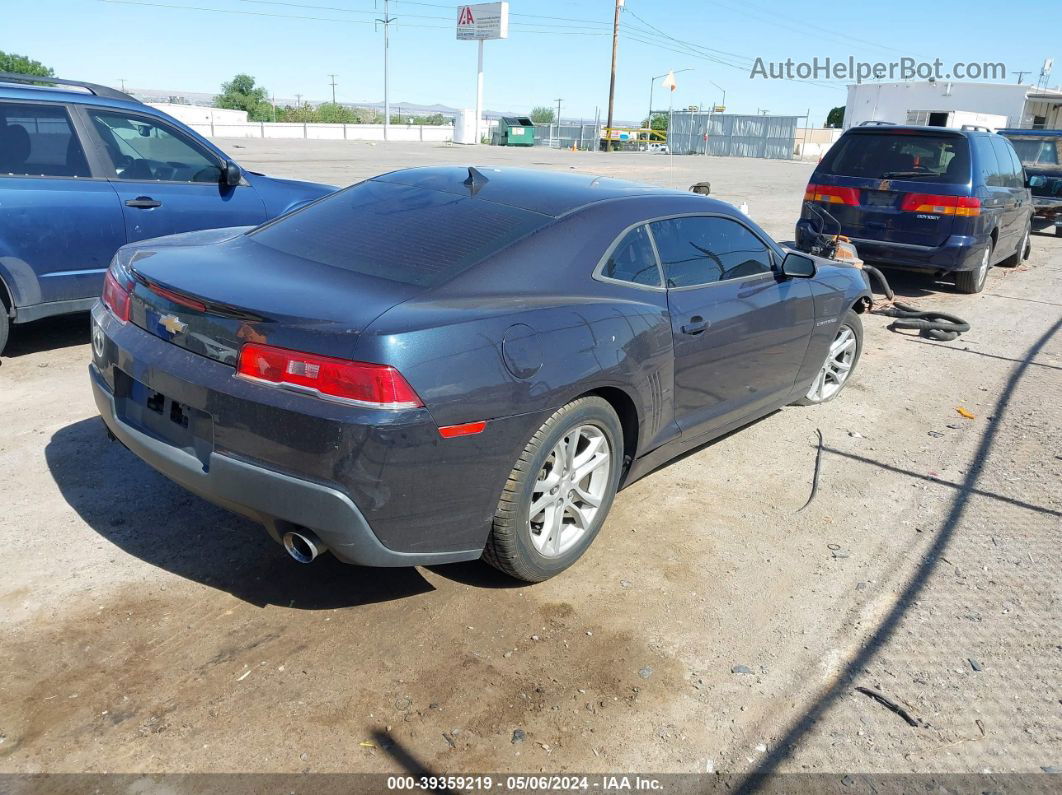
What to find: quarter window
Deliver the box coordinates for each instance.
[601,225,661,287]
[88,110,222,183]
[650,216,773,288]
[0,103,90,178]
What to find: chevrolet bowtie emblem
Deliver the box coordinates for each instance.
[159,314,187,336]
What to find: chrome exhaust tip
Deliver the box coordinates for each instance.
[282,529,326,563]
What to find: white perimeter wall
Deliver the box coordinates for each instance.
[188,120,454,143]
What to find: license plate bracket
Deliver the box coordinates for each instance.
[115,370,213,469]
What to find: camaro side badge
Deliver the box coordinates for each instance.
[160,314,188,336]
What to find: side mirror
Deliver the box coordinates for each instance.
[222,160,242,188]
[781,251,816,278]
[1028,174,1045,188]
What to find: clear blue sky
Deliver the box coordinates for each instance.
[4,0,1056,124]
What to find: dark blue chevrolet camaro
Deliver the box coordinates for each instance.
[89,166,872,581]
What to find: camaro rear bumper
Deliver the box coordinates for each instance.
[88,304,539,567]
[90,365,479,566]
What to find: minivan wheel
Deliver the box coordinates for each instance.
[795,310,863,406]
[483,397,623,582]
[1000,223,1030,267]
[955,243,992,294]
[0,308,9,357]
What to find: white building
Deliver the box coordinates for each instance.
[843,81,1062,130]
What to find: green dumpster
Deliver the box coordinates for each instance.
[495,116,536,146]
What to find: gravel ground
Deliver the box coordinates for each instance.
[0,141,1059,782]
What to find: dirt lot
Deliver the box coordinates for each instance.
[1,141,1060,783]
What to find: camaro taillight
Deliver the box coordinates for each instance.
[900,193,981,217]
[804,183,860,206]
[236,343,423,409]
[101,268,132,323]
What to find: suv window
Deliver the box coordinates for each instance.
[88,110,221,183]
[601,225,661,287]
[0,103,89,178]
[650,216,773,288]
[990,136,1021,188]
[823,132,970,183]
[973,135,1002,186]
[249,179,551,288]
[1007,135,1061,166]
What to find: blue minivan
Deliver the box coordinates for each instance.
[0,74,336,355]
[796,123,1033,293]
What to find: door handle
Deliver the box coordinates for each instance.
[681,316,709,335]
[125,197,162,209]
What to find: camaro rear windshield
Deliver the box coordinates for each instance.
[822,132,970,183]
[249,179,550,287]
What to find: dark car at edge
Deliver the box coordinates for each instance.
[90,167,872,582]
[796,123,1033,294]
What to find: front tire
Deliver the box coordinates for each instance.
[795,309,863,406]
[955,242,992,294]
[483,397,623,582]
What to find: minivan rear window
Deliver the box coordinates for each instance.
[821,132,971,183]
[249,179,551,287]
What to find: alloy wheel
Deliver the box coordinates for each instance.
[806,324,857,402]
[528,424,612,558]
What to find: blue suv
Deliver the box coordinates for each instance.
[796,123,1033,294]
[0,73,336,355]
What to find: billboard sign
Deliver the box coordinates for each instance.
[456,2,509,40]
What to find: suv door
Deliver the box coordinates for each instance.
[80,108,267,243]
[0,100,125,309]
[652,214,816,440]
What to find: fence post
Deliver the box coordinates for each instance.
[343,124,347,140]
[260,121,264,138]
[210,118,215,137]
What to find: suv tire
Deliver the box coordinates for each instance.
[483,397,624,582]
[1000,222,1030,267]
[956,242,992,294]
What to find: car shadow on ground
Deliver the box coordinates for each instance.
[1,312,91,359]
[45,417,444,609]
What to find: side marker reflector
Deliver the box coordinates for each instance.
[439,420,487,438]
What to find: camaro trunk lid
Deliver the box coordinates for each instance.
[127,232,420,365]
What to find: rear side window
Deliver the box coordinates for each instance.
[973,136,1002,186]
[822,132,970,183]
[990,136,1022,188]
[650,216,773,288]
[249,180,551,287]
[0,103,89,178]
[601,225,661,287]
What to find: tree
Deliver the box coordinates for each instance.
[316,102,361,124]
[215,74,273,121]
[825,106,845,128]
[529,106,555,124]
[641,112,669,131]
[0,51,54,77]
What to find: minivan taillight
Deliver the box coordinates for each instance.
[101,269,132,323]
[236,343,423,409]
[900,194,981,217]
[804,184,860,206]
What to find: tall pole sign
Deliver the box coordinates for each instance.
[457,2,509,144]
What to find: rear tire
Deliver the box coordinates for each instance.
[955,242,992,294]
[0,308,9,357]
[1000,223,1030,267]
[483,397,623,582]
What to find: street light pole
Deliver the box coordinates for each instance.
[649,68,693,145]
[328,73,337,105]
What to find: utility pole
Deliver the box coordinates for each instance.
[1013,70,1031,84]
[605,0,622,152]
[117,78,126,92]
[555,97,562,126]
[328,74,338,104]
[377,0,395,140]
[295,93,303,109]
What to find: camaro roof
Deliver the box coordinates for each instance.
[373,166,680,217]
